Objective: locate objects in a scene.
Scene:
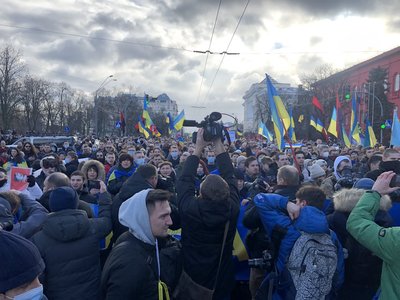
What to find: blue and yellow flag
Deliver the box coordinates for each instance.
[288,106,296,142]
[166,112,174,134]
[342,125,351,148]
[258,121,273,142]
[327,107,338,138]
[266,75,285,150]
[138,117,150,139]
[173,110,185,131]
[364,118,377,147]
[310,116,317,129]
[316,118,324,133]
[350,93,361,144]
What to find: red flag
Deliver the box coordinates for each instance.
[312,96,324,113]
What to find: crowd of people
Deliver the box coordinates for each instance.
[0,131,399,300]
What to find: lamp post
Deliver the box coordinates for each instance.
[94,75,116,137]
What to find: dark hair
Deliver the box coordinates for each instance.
[277,165,299,186]
[295,186,326,210]
[295,150,305,157]
[136,164,157,180]
[70,170,86,180]
[260,156,273,165]
[119,153,133,164]
[146,189,171,213]
[245,156,257,168]
[46,172,71,188]
[198,159,209,175]
[200,174,229,202]
[0,191,21,213]
[368,155,382,166]
[67,151,77,160]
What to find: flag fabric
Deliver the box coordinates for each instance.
[173,110,185,131]
[138,118,150,139]
[335,93,342,139]
[236,128,243,137]
[312,96,324,113]
[298,114,304,123]
[391,108,400,146]
[350,93,361,144]
[288,106,297,141]
[364,118,377,147]
[266,75,285,150]
[327,107,338,138]
[342,125,351,148]
[119,112,126,135]
[266,76,291,132]
[258,121,273,141]
[316,118,324,133]
[310,116,317,129]
[166,113,174,134]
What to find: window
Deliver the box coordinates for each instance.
[394,73,400,92]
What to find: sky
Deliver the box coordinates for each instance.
[0,0,399,123]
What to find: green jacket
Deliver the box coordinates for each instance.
[347,191,400,300]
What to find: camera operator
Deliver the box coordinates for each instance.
[176,128,240,300]
[321,156,354,199]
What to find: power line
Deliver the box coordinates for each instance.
[195,0,222,104]
[202,0,251,104]
[0,23,193,53]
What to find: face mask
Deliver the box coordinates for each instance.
[128,150,135,157]
[197,170,204,176]
[171,151,179,159]
[12,284,44,300]
[207,157,215,164]
[64,157,71,164]
[0,179,7,187]
[339,166,352,177]
[322,152,329,158]
[135,158,145,166]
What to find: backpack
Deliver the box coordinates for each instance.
[287,231,338,299]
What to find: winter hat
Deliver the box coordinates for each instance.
[49,186,79,212]
[353,178,375,190]
[233,168,245,181]
[310,164,326,180]
[0,231,45,293]
[314,159,328,168]
[236,155,247,166]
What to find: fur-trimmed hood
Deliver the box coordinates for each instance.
[81,159,105,182]
[333,188,392,213]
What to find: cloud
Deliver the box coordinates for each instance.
[309,36,323,46]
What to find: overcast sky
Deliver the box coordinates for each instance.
[1,0,399,122]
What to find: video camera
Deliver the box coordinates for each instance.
[334,166,357,191]
[183,112,228,144]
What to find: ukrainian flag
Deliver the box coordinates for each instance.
[173,110,185,131]
[288,106,296,142]
[342,125,351,148]
[316,118,324,133]
[364,118,377,147]
[350,93,361,144]
[138,118,150,139]
[327,107,338,138]
[310,116,317,129]
[266,75,285,150]
[258,121,273,142]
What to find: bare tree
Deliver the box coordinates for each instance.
[0,45,26,129]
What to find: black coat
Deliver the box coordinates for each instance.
[65,159,79,177]
[101,232,181,300]
[32,193,112,300]
[176,152,240,300]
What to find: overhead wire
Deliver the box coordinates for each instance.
[202,0,251,104]
[195,0,223,104]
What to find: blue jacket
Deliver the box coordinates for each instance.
[254,193,344,298]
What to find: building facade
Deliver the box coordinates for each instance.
[242,77,298,132]
[146,93,178,117]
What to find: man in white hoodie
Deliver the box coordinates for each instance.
[101,189,177,300]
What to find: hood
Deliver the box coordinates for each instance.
[197,197,232,228]
[119,189,155,245]
[294,206,329,233]
[118,171,153,201]
[333,156,350,180]
[81,159,105,182]
[333,188,392,212]
[0,196,13,223]
[42,210,90,242]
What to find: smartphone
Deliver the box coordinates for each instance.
[390,175,400,188]
[88,180,101,190]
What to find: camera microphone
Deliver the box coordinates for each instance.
[182,120,199,127]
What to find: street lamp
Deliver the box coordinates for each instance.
[94,75,116,136]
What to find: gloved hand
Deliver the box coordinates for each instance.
[27,175,36,188]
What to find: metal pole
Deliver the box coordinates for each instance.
[372,82,376,128]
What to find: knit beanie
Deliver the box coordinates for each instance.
[310,164,326,180]
[49,186,79,212]
[236,155,247,166]
[353,178,375,190]
[0,231,45,293]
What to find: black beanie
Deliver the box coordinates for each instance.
[0,231,45,293]
[49,186,79,212]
